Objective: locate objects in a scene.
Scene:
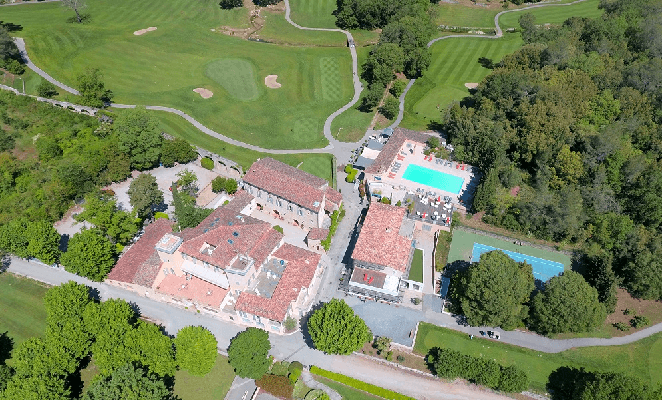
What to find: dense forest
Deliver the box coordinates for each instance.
[444,0,662,304]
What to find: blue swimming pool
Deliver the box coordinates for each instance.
[402,164,464,194]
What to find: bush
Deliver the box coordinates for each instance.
[289,361,303,373]
[253,0,280,6]
[160,138,197,167]
[396,355,405,363]
[37,81,59,98]
[289,368,302,385]
[385,351,393,361]
[321,205,344,251]
[390,79,407,98]
[345,166,358,183]
[379,96,400,120]
[274,225,284,234]
[255,374,294,399]
[154,212,169,220]
[269,361,290,377]
[201,157,214,170]
[219,0,242,9]
[211,176,238,194]
[630,315,650,328]
[310,366,414,400]
[3,59,25,75]
[624,308,635,315]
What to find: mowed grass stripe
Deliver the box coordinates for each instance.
[442,41,481,85]
[449,40,491,84]
[432,42,465,82]
[463,41,499,82]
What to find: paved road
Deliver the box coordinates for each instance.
[6,258,510,400]
[391,0,591,128]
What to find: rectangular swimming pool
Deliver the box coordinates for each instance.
[402,164,464,194]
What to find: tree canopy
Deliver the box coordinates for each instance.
[174,326,218,377]
[115,109,162,170]
[60,229,116,281]
[307,299,371,355]
[128,173,164,219]
[160,138,197,168]
[76,192,139,245]
[82,363,173,400]
[452,251,534,330]
[530,271,606,335]
[77,68,113,107]
[547,367,662,400]
[227,328,271,379]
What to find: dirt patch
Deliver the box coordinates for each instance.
[134,27,157,36]
[193,88,213,99]
[464,82,479,89]
[264,75,281,89]
[604,288,662,336]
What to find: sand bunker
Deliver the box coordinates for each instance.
[265,75,281,89]
[134,27,157,36]
[193,88,213,99]
[464,83,479,89]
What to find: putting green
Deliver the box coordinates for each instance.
[320,57,342,102]
[205,59,259,101]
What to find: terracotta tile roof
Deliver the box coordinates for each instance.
[235,244,320,322]
[107,219,172,286]
[156,274,228,308]
[243,158,329,212]
[177,205,263,242]
[307,228,329,241]
[351,202,413,273]
[324,187,343,207]
[224,190,254,213]
[179,223,283,271]
[365,128,432,174]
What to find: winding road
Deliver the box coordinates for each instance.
[8,0,662,357]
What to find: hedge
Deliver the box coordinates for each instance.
[201,157,214,170]
[321,205,345,251]
[310,366,414,400]
[154,212,169,220]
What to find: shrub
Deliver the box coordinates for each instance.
[269,361,290,377]
[310,366,414,400]
[390,79,407,98]
[201,157,214,170]
[624,308,635,315]
[253,0,279,5]
[630,315,650,328]
[219,0,242,9]
[289,361,303,373]
[385,351,393,361]
[3,59,25,75]
[379,96,400,120]
[37,81,59,98]
[396,355,405,363]
[211,176,238,194]
[373,337,391,355]
[614,322,630,331]
[160,138,197,167]
[380,196,391,204]
[154,212,169,220]
[274,225,284,234]
[289,368,302,385]
[255,375,294,399]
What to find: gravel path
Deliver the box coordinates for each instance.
[390,0,591,129]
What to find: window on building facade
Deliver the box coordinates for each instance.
[268,196,273,203]
[298,209,303,216]
[277,199,282,207]
[288,205,293,211]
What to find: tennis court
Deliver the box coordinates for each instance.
[448,229,570,282]
[472,243,564,282]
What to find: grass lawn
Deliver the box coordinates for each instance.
[289,0,338,29]
[173,355,236,400]
[447,229,571,268]
[414,322,662,393]
[434,230,452,272]
[2,0,355,150]
[258,11,347,47]
[499,0,602,30]
[409,249,424,283]
[0,273,49,350]
[149,109,334,182]
[314,376,387,400]
[435,3,499,28]
[332,47,374,143]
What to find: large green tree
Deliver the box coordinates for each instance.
[530,271,606,335]
[453,251,534,330]
[115,108,162,170]
[84,299,136,375]
[77,68,113,107]
[174,326,218,377]
[160,138,197,168]
[227,328,271,379]
[76,193,139,245]
[2,373,70,400]
[171,184,212,229]
[307,299,371,355]
[60,229,116,281]
[82,363,173,400]
[128,173,164,219]
[25,220,61,264]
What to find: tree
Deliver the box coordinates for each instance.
[454,251,534,330]
[616,226,662,300]
[530,271,606,335]
[60,229,116,281]
[547,367,659,400]
[360,84,385,111]
[115,108,162,170]
[0,27,20,62]
[125,321,177,377]
[76,193,139,245]
[211,176,238,194]
[0,364,14,393]
[379,96,399,120]
[307,299,371,355]
[128,173,164,219]
[2,373,71,400]
[227,328,271,379]
[77,68,113,107]
[82,363,173,400]
[84,299,137,375]
[37,81,59,98]
[61,0,87,23]
[171,184,212,229]
[219,0,243,9]
[24,220,61,264]
[253,0,279,6]
[160,138,197,168]
[0,218,30,258]
[362,43,404,87]
[174,326,218,377]
[176,169,198,195]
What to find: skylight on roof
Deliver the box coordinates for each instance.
[228,239,234,244]
[233,231,239,237]
[313,201,320,207]
[228,221,233,226]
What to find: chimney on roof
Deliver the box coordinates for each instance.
[386,227,391,233]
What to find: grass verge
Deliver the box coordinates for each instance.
[435,230,452,272]
[0,273,49,349]
[173,355,236,400]
[310,366,414,400]
[409,249,423,283]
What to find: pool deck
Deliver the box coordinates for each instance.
[372,139,481,207]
